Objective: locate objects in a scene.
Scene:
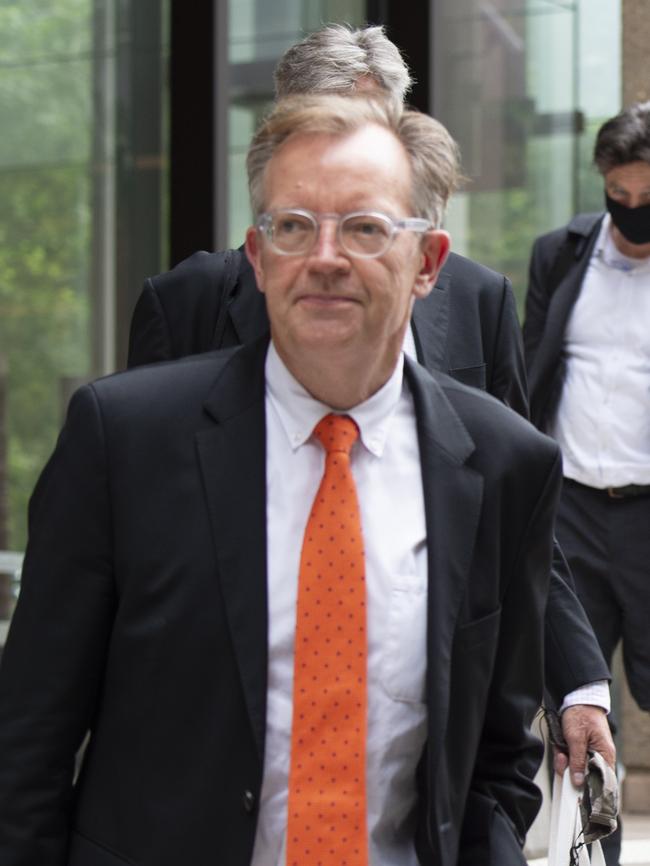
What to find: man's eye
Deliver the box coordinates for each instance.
[347,219,387,237]
[276,216,310,234]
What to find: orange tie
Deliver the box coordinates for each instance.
[286,413,368,866]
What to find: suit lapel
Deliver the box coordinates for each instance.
[528,215,603,401]
[404,359,483,776]
[196,337,269,759]
[411,269,450,372]
[528,266,583,398]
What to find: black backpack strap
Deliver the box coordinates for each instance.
[211,248,243,349]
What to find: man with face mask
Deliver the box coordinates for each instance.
[524,100,650,866]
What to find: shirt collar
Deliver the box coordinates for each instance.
[265,341,405,458]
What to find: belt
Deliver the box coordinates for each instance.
[565,478,650,499]
[604,484,650,499]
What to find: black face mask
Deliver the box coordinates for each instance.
[605,193,650,245]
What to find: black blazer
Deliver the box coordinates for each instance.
[0,339,561,866]
[127,248,609,703]
[523,213,604,430]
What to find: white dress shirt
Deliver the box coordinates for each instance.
[250,343,427,866]
[550,213,650,488]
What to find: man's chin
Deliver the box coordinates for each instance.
[295,327,359,352]
[284,309,363,345]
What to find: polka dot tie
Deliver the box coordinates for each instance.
[286,413,368,866]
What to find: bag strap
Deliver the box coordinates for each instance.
[548,770,605,866]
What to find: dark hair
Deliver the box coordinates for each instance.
[594,101,650,174]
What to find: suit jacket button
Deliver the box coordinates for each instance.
[242,790,256,813]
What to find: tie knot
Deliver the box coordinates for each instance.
[313,413,359,455]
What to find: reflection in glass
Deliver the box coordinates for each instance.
[434,0,620,313]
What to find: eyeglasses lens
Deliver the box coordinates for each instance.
[265,211,395,257]
[270,212,316,254]
[341,215,392,256]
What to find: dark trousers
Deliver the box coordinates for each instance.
[556,478,650,866]
[556,478,650,710]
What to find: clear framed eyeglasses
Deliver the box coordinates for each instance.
[256,208,433,259]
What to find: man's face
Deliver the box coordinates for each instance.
[604,160,650,208]
[245,124,449,389]
[604,160,650,254]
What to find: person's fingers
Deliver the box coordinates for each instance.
[585,713,616,769]
[553,746,569,776]
[563,711,588,786]
[560,705,616,787]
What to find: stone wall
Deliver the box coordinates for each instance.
[619,0,650,812]
[622,0,650,105]
[617,655,650,812]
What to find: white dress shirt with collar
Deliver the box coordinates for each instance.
[250,342,427,866]
[550,213,650,488]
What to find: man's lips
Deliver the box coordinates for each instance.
[296,293,361,307]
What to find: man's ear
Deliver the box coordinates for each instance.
[245,226,266,294]
[413,229,450,299]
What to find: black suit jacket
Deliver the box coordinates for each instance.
[0,338,561,866]
[523,213,604,430]
[127,248,609,702]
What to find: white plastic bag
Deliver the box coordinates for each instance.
[548,769,605,866]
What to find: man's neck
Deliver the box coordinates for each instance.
[610,224,650,260]
[272,342,403,411]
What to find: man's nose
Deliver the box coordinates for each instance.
[307,221,350,270]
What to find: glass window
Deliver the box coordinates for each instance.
[0,1,169,626]
[434,0,621,313]
[227,1,366,247]
[0,2,94,561]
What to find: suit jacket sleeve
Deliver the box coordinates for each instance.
[522,232,556,372]
[0,386,116,866]
[544,547,611,705]
[459,443,563,866]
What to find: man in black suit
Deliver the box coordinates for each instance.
[0,91,561,866]
[525,102,650,865]
[128,24,613,787]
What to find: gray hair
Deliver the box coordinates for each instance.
[247,95,461,228]
[594,101,650,174]
[274,24,412,110]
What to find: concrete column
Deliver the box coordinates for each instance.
[622,0,650,105]
[615,652,650,812]
[619,3,650,814]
